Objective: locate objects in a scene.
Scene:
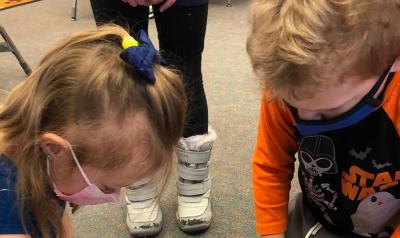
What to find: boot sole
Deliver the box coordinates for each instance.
[128,223,162,237]
[176,202,212,233]
[177,221,211,233]
[129,228,162,237]
[127,208,163,237]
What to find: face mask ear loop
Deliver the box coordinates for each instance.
[67,143,92,186]
[46,156,51,175]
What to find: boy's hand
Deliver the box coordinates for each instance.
[121,0,176,12]
[261,233,285,238]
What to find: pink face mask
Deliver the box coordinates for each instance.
[46,144,121,205]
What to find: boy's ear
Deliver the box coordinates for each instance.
[39,133,70,159]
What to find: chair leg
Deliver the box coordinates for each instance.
[0,25,31,76]
[71,0,78,21]
[226,0,231,7]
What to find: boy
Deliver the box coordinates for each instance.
[247,0,400,237]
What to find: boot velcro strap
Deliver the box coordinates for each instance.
[126,182,159,202]
[177,179,211,196]
[129,176,153,187]
[175,147,211,164]
[178,163,209,181]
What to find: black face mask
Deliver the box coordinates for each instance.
[289,64,395,136]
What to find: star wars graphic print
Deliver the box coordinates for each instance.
[297,109,400,237]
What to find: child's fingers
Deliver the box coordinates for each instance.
[135,0,148,5]
[148,0,164,4]
[159,0,176,12]
[124,0,151,7]
[124,0,138,7]
[136,0,150,6]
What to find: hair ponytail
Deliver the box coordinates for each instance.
[0,24,186,237]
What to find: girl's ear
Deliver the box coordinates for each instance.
[39,133,70,159]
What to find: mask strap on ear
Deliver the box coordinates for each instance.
[46,156,51,175]
[67,143,92,186]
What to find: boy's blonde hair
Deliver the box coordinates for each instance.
[0,25,186,238]
[247,0,400,95]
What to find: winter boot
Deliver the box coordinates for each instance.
[176,128,217,232]
[125,177,162,236]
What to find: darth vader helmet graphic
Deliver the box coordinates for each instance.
[297,135,337,177]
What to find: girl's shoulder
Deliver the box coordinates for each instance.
[0,155,32,235]
[0,154,17,195]
[0,155,16,178]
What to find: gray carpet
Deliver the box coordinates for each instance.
[0,0,299,237]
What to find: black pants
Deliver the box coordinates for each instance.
[90,0,209,137]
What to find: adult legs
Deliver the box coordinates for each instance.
[154,3,215,232]
[154,3,209,137]
[90,0,149,35]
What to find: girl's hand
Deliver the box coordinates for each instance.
[121,0,176,12]
[261,233,285,238]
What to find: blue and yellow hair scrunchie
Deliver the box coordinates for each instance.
[120,30,165,84]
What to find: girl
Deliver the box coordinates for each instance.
[0,24,186,238]
[90,1,216,235]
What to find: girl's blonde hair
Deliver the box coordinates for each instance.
[247,0,400,95]
[0,24,186,238]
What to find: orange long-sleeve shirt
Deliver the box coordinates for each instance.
[253,98,297,235]
[253,70,400,237]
